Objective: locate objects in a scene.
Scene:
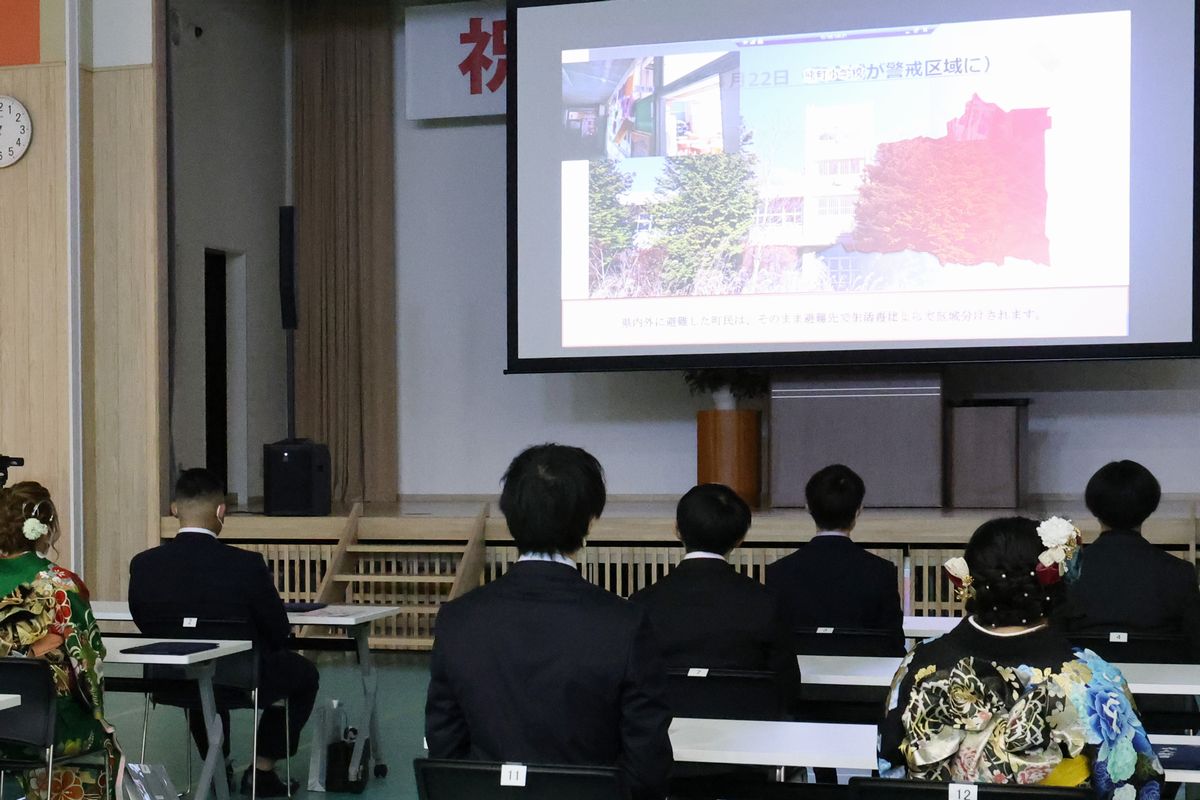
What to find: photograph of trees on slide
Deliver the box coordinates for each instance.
[564,11,1129,300]
[588,94,1049,298]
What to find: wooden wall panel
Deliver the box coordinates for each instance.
[80,64,161,599]
[0,63,73,566]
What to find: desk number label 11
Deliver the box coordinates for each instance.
[948,784,978,800]
[500,764,527,787]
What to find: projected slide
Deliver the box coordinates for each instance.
[557,11,1131,348]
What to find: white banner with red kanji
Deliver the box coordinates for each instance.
[405,1,507,120]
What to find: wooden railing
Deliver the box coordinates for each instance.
[164,505,1200,650]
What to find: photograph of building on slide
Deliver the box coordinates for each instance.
[563,11,1129,300]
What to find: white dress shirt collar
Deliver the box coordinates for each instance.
[178,526,218,538]
[813,530,851,538]
[516,551,577,568]
[682,551,727,561]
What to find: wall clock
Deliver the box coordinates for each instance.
[0,96,32,168]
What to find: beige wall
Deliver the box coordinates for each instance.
[80,62,162,598]
[0,63,74,565]
[1,2,165,594]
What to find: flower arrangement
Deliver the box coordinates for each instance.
[682,369,770,403]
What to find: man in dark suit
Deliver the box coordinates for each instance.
[425,444,672,800]
[129,469,318,796]
[765,464,905,655]
[630,483,799,706]
[1058,460,1200,659]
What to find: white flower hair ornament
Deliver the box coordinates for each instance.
[943,556,974,601]
[20,500,54,543]
[1035,516,1082,585]
[22,517,48,541]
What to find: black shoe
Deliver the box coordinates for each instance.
[240,768,298,798]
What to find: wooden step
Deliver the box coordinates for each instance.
[333,573,456,584]
[364,604,442,615]
[346,544,467,554]
[369,636,434,650]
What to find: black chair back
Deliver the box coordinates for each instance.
[0,657,56,752]
[665,668,782,721]
[849,778,1091,799]
[133,603,259,690]
[793,627,905,657]
[671,775,845,798]
[1067,632,1192,665]
[130,604,259,709]
[413,759,628,800]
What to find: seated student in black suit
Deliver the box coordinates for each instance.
[765,464,905,655]
[1057,460,1200,659]
[128,468,319,797]
[629,483,799,706]
[425,444,672,800]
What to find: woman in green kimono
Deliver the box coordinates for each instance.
[0,482,121,800]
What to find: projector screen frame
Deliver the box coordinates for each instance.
[505,0,1200,375]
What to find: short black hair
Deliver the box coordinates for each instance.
[676,484,751,555]
[805,464,865,531]
[174,468,225,506]
[965,516,1063,628]
[1085,460,1161,530]
[499,444,606,555]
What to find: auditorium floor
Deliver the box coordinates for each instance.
[105,651,433,800]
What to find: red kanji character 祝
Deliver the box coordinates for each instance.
[459,17,507,95]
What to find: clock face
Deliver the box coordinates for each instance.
[0,96,32,168]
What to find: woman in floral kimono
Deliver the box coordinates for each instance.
[879,516,1164,799]
[0,482,121,800]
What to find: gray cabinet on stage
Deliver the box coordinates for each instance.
[769,374,943,508]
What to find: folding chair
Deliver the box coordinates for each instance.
[0,658,108,800]
[131,609,291,799]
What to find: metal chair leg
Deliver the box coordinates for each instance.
[45,748,53,798]
[185,708,194,792]
[141,694,151,763]
[251,689,259,800]
[284,702,291,798]
[2,768,6,800]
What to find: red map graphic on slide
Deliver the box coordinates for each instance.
[851,94,1051,266]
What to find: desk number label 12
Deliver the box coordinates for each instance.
[949,784,978,800]
[500,764,527,787]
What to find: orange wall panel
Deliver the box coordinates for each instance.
[0,0,40,67]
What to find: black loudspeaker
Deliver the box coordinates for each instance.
[279,206,298,330]
[263,439,330,516]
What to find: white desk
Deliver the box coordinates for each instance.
[797,655,1200,697]
[92,601,399,629]
[0,694,20,711]
[1111,663,1200,696]
[95,601,398,780]
[104,636,252,666]
[797,655,899,687]
[670,717,877,771]
[903,616,959,639]
[106,637,252,800]
[668,720,1199,786]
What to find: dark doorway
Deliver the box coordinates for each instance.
[204,249,228,491]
